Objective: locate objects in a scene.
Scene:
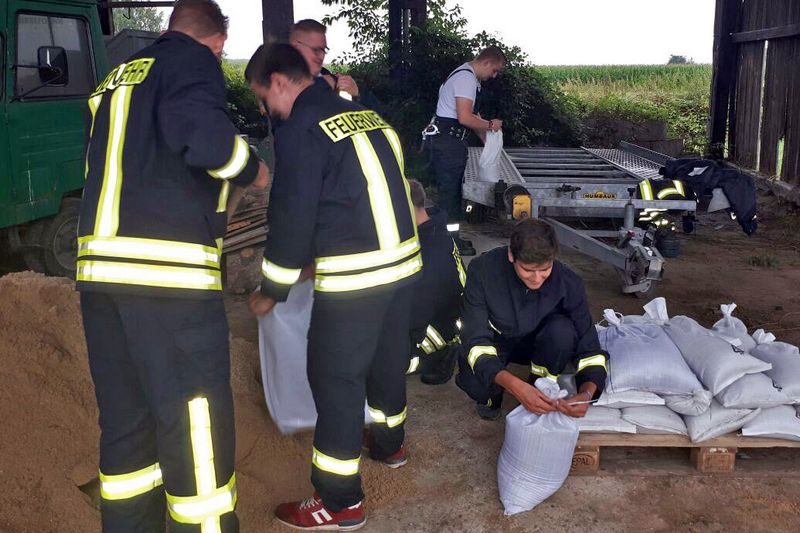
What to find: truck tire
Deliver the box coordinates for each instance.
[20,223,47,273]
[42,197,81,279]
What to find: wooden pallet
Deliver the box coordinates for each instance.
[570,432,800,474]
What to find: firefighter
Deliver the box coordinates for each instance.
[425,47,506,221]
[77,1,268,531]
[247,44,420,531]
[456,219,608,420]
[637,177,688,229]
[289,19,361,100]
[406,179,465,385]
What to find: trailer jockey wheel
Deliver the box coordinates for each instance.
[41,197,81,279]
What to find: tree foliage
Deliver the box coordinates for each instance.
[113,5,166,33]
[668,54,694,65]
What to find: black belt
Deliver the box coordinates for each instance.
[434,117,467,140]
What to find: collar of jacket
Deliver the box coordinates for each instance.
[418,207,449,237]
[289,80,330,118]
[156,30,203,48]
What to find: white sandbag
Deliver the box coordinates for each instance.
[497,379,577,516]
[661,390,713,416]
[742,405,800,441]
[257,281,370,434]
[683,400,761,443]
[478,130,503,182]
[622,406,688,435]
[661,315,772,395]
[598,309,705,398]
[595,390,665,409]
[751,329,800,402]
[577,406,637,433]
[716,373,791,409]
[711,303,756,353]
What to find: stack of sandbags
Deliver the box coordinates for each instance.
[597,308,710,416]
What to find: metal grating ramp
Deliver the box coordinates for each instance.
[584,147,665,181]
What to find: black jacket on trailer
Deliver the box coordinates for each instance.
[259,81,421,300]
[410,207,465,355]
[460,247,608,396]
[77,31,260,298]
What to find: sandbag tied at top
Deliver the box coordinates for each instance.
[712,303,756,353]
[750,329,800,402]
[497,378,578,516]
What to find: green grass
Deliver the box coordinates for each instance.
[538,64,713,153]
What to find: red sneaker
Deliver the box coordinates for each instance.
[274,493,366,531]
[362,430,408,469]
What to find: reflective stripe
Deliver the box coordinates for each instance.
[456,318,463,331]
[467,345,497,369]
[95,84,133,237]
[167,474,237,527]
[99,463,163,501]
[487,320,501,335]
[85,93,104,179]
[312,447,359,476]
[77,260,221,291]
[453,242,466,288]
[638,180,654,201]
[382,129,405,173]
[426,325,446,349]
[368,406,407,428]
[446,223,460,232]
[407,356,420,374]
[315,253,421,292]
[217,181,230,213]
[351,132,400,249]
[338,90,353,101]
[530,363,559,382]
[78,236,220,268]
[315,237,419,274]
[577,354,608,372]
[419,338,435,354]
[208,136,250,180]
[261,259,302,285]
[673,179,685,196]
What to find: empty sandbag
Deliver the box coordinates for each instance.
[683,400,761,443]
[622,406,688,435]
[497,379,578,516]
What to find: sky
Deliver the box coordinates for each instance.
[210,0,716,65]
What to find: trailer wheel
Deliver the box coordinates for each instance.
[20,223,47,273]
[41,198,81,279]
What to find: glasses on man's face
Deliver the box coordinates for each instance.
[294,39,329,57]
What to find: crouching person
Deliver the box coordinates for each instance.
[406,180,466,384]
[456,219,608,420]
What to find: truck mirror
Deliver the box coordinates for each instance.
[37,46,69,86]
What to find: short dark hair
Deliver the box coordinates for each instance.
[246,43,311,87]
[291,19,327,36]
[509,219,559,264]
[476,46,507,65]
[168,0,228,37]
[407,179,426,209]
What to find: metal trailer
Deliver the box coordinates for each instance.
[462,142,697,297]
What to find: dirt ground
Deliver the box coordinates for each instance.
[2,189,800,532]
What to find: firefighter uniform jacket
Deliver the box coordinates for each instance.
[637,177,687,226]
[411,207,465,356]
[461,247,608,395]
[260,81,421,300]
[77,31,260,298]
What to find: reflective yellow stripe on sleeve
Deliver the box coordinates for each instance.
[209,136,250,180]
[426,325,446,349]
[577,354,608,372]
[673,179,685,196]
[638,179,654,201]
[530,363,559,382]
[261,259,302,286]
[312,448,360,476]
[99,463,163,501]
[216,181,230,213]
[78,236,220,268]
[407,356,420,374]
[315,253,421,292]
[418,338,435,354]
[368,406,408,428]
[77,260,221,291]
[467,345,497,370]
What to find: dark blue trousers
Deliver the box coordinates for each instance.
[429,133,468,221]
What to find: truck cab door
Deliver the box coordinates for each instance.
[6,0,98,226]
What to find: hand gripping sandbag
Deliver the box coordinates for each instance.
[683,400,760,443]
[742,405,800,442]
[644,299,772,395]
[497,379,578,516]
[257,281,370,434]
[712,303,756,353]
[716,373,791,409]
[478,130,503,182]
[577,406,637,433]
[750,329,800,402]
[598,309,705,398]
[622,406,688,435]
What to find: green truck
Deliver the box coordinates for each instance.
[1,0,158,277]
